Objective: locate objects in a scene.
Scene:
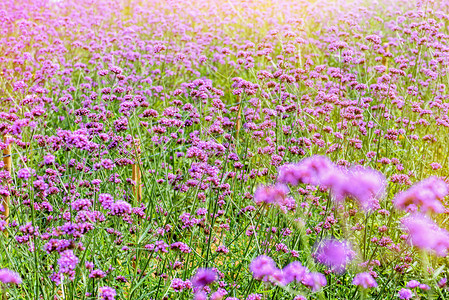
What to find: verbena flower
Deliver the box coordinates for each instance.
[302,272,327,292]
[278,157,385,210]
[194,291,207,300]
[394,177,448,214]
[401,213,449,256]
[282,261,308,284]
[277,155,334,186]
[99,286,116,300]
[253,184,289,206]
[171,278,191,292]
[398,288,413,299]
[43,154,55,165]
[438,278,447,288]
[327,167,386,210]
[57,250,79,281]
[406,280,420,288]
[0,269,22,285]
[352,272,377,288]
[314,238,354,273]
[249,255,278,282]
[191,268,217,288]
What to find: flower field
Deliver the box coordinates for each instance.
[1,0,449,299]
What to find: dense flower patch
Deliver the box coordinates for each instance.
[1,0,449,299]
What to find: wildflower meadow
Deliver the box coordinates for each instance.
[1,0,449,299]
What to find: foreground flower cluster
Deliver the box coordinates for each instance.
[1,0,449,299]
[251,155,449,298]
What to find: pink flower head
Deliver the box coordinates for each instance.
[430,162,442,170]
[328,167,386,210]
[171,278,190,292]
[191,268,217,288]
[194,291,207,300]
[99,286,116,300]
[282,261,308,285]
[254,184,289,206]
[419,284,430,291]
[249,255,278,282]
[398,288,413,299]
[301,272,327,292]
[278,157,385,211]
[43,154,55,165]
[401,213,449,256]
[269,268,284,285]
[394,177,448,214]
[438,278,447,288]
[58,250,79,281]
[406,280,420,288]
[210,288,227,300]
[0,269,22,285]
[314,238,354,273]
[277,156,334,186]
[352,272,377,289]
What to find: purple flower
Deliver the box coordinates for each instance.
[110,200,131,216]
[191,268,217,288]
[401,213,449,256]
[352,272,377,289]
[249,255,278,281]
[328,167,386,210]
[194,291,207,300]
[89,269,106,278]
[210,288,227,300]
[85,261,94,270]
[254,184,289,206]
[398,288,413,299]
[110,66,123,75]
[99,286,116,300]
[71,198,92,211]
[0,269,22,285]
[17,168,34,180]
[279,157,385,210]
[101,159,115,170]
[247,294,262,300]
[277,156,334,186]
[58,250,79,281]
[98,193,114,210]
[302,272,327,292]
[282,261,308,284]
[171,242,191,253]
[394,177,448,214]
[113,117,128,132]
[314,238,354,273]
[43,154,55,165]
[98,69,109,76]
[405,280,420,288]
[430,162,442,170]
[172,278,190,292]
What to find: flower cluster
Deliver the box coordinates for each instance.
[276,156,386,210]
[1,0,449,298]
[401,213,449,257]
[394,177,448,213]
[250,255,327,292]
